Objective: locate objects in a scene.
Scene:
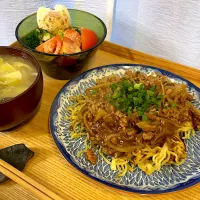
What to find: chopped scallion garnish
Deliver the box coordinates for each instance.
[171,103,176,108]
[142,115,148,121]
[91,90,97,94]
[107,79,163,118]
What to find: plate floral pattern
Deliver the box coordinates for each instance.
[50,64,200,194]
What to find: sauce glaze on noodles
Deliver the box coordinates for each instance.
[66,70,200,176]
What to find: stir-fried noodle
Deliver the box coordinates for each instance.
[66,70,200,177]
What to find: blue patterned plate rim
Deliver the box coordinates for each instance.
[49,63,200,194]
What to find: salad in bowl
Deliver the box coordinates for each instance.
[24,5,99,55]
[16,5,107,79]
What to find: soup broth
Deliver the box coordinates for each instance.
[0,55,38,102]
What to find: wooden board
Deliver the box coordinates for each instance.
[0,41,200,200]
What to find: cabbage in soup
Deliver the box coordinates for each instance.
[0,55,38,102]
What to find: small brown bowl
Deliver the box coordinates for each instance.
[0,47,43,131]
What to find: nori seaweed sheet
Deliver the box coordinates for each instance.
[0,144,34,183]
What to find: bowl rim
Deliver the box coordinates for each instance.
[0,46,42,104]
[15,8,107,57]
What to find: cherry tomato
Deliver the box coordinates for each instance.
[64,29,81,48]
[81,28,98,51]
[60,37,81,54]
[35,35,62,54]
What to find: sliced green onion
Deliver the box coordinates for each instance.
[128,87,133,91]
[115,103,120,108]
[138,93,143,98]
[128,106,133,113]
[145,94,150,101]
[137,107,142,112]
[147,90,154,96]
[117,98,126,102]
[132,92,138,97]
[120,106,127,112]
[108,80,162,117]
[140,84,145,90]
[134,83,142,90]
[112,91,122,99]
[157,93,163,99]
[151,97,157,104]
[139,90,146,97]
[150,85,156,91]
[156,101,162,108]
[138,97,143,104]
[142,115,148,121]
[127,109,132,115]
[110,84,116,91]
[127,94,133,99]
[134,99,139,106]
[123,80,131,87]
[142,103,149,111]
[91,90,97,95]
[138,111,143,117]
[171,103,176,108]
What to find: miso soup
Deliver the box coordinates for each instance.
[0,55,38,102]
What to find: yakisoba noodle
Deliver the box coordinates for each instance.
[66,70,200,177]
